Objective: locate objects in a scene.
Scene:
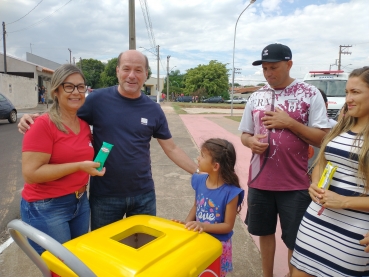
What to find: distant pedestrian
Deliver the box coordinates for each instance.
[40,93,45,104]
[39,86,45,104]
[174,138,244,277]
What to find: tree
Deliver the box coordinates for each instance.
[76,59,105,88]
[228,82,241,87]
[163,69,185,98]
[257,83,266,86]
[184,60,229,98]
[100,58,118,87]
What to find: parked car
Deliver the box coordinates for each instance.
[0,93,17,123]
[147,95,163,102]
[202,96,224,103]
[175,96,193,102]
[224,96,247,104]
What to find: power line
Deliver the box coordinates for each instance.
[139,0,156,51]
[139,0,165,73]
[7,0,44,25]
[7,0,73,34]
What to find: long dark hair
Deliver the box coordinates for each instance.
[202,138,241,189]
[202,138,242,211]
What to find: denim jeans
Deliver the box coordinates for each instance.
[89,189,156,231]
[20,193,90,255]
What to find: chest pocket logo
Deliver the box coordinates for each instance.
[287,99,298,112]
[141,118,148,125]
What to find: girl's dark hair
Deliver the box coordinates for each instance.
[202,138,240,189]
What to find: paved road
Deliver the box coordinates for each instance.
[0,104,264,277]
[0,119,23,245]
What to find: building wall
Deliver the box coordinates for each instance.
[144,76,165,95]
[0,53,37,76]
[0,53,53,108]
[0,73,38,109]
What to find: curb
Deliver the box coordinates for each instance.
[0,237,13,254]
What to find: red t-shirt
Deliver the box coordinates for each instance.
[22,114,94,201]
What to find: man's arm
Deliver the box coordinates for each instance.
[262,108,329,147]
[157,138,198,174]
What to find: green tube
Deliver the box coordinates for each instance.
[94,142,114,171]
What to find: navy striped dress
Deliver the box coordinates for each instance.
[291,131,369,276]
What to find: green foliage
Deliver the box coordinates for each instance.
[257,83,266,86]
[184,60,229,98]
[100,58,118,87]
[147,67,152,80]
[76,59,105,88]
[163,69,185,98]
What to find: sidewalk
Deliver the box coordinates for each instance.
[1,103,265,276]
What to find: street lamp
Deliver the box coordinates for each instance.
[341,64,352,71]
[167,55,171,102]
[231,0,256,116]
[166,65,177,102]
[139,45,160,103]
[68,48,72,64]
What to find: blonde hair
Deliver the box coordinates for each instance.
[48,64,86,133]
[315,66,369,194]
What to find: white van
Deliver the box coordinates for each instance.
[303,70,348,119]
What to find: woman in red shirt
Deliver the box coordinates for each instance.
[21,64,105,254]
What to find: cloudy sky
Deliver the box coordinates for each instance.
[1,0,368,85]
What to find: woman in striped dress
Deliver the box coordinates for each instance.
[291,66,369,277]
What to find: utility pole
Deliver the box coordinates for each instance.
[166,55,170,102]
[128,0,136,49]
[329,59,338,71]
[2,22,7,74]
[156,45,160,103]
[68,48,72,64]
[338,45,352,70]
[73,57,76,65]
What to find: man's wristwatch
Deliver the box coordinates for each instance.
[194,168,200,174]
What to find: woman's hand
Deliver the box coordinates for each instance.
[185,221,205,233]
[360,232,369,253]
[319,190,346,209]
[79,161,106,176]
[308,182,324,203]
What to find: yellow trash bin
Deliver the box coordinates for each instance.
[41,215,222,277]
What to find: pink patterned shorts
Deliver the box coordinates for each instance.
[220,238,233,277]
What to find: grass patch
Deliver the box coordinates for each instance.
[171,102,187,114]
[224,116,242,122]
[174,102,245,109]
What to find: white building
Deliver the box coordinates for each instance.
[0,53,54,109]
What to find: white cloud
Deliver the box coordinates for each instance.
[0,0,367,86]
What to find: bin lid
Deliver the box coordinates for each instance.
[42,215,222,277]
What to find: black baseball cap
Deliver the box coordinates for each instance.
[252,43,292,66]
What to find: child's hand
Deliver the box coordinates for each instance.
[185,221,204,233]
[171,219,185,224]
